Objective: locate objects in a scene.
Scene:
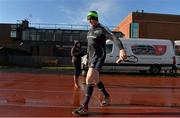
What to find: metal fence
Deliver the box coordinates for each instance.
[29,23,116,30]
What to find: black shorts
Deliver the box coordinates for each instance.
[73,62,81,76]
[88,55,105,71]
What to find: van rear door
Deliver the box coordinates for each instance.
[175,44,180,68]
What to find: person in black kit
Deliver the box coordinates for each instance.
[72,11,127,116]
[71,40,84,88]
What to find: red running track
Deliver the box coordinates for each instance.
[0,70,180,117]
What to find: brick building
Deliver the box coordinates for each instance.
[0,20,29,48]
[114,11,180,41]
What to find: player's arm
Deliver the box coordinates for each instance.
[103,27,127,63]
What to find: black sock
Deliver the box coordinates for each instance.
[82,84,94,107]
[97,81,109,97]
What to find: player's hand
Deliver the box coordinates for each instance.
[116,49,127,64]
[116,58,122,64]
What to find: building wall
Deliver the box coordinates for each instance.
[21,29,88,56]
[0,24,12,44]
[114,13,132,38]
[114,12,180,41]
[0,23,23,49]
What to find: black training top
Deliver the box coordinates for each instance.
[87,23,124,59]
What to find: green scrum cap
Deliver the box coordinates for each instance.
[87,11,98,21]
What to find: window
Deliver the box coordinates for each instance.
[45,30,54,41]
[55,30,62,41]
[10,31,17,38]
[80,31,87,42]
[30,29,37,41]
[22,30,30,40]
[106,44,113,54]
[130,22,139,38]
[10,25,17,38]
[62,35,71,42]
[131,45,167,56]
[175,45,180,56]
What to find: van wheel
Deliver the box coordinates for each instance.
[150,66,161,74]
[170,65,177,75]
[139,70,147,74]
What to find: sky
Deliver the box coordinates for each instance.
[0,0,180,27]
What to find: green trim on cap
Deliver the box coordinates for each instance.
[87,11,98,18]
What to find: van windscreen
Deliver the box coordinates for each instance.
[175,45,180,56]
[106,44,113,54]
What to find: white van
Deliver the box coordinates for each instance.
[82,38,176,74]
[174,40,180,68]
[105,38,176,74]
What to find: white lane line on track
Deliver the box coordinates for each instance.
[0,88,75,93]
[0,102,178,110]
